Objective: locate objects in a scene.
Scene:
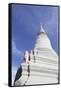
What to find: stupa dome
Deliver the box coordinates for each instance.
[34,25,52,50]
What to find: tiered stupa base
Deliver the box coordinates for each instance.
[14,62,58,86]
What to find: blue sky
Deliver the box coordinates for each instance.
[11,4,59,85]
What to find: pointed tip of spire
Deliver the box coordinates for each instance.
[40,25,45,33]
[37,24,46,35]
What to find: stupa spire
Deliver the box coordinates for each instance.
[40,25,45,33]
[37,25,45,35]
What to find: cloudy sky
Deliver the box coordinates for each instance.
[11,4,59,85]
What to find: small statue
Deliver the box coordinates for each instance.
[24,50,30,64]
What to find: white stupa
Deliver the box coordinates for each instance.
[14,25,58,86]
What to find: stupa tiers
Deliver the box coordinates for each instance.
[14,25,58,86]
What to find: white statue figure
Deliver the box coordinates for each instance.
[24,50,30,64]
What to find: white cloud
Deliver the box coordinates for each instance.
[12,66,18,86]
[12,40,24,59]
[12,41,24,86]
